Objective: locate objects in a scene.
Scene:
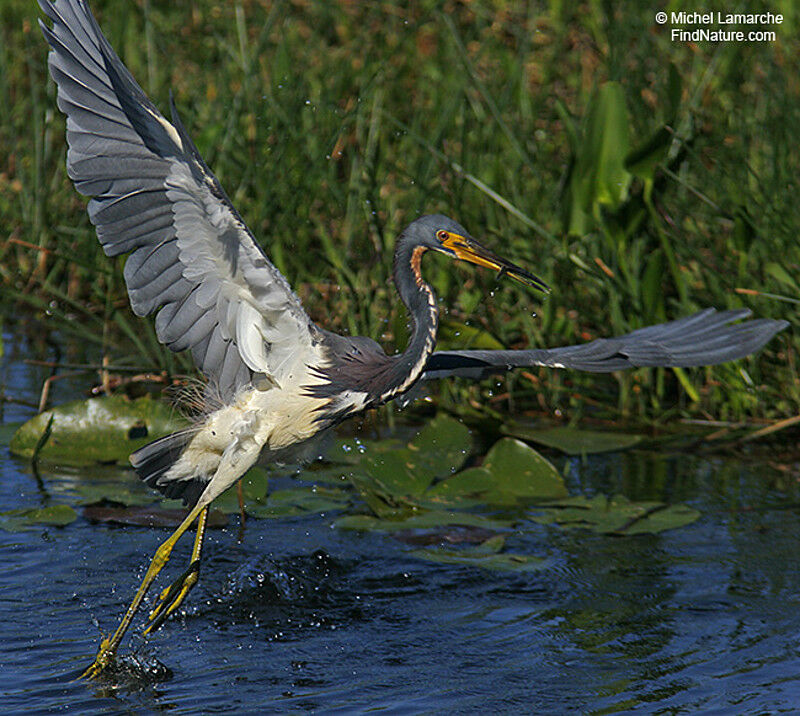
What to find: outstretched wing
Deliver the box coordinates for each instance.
[40,0,318,400]
[418,309,788,382]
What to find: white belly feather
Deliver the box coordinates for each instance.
[163,359,343,506]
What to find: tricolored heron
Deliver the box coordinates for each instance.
[40,0,786,679]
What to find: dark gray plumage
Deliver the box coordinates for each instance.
[419,308,785,381]
[39,0,788,680]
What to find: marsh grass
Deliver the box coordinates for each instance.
[1,0,798,423]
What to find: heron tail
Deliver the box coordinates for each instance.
[130,428,206,507]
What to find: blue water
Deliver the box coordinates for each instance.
[3,330,800,713]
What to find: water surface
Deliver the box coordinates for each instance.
[2,330,800,713]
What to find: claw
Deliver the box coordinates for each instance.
[144,559,200,635]
[79,635,115,680]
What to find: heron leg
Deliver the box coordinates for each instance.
[144,505,209,635]
[80,502,207,680]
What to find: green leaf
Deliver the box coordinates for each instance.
[427,438,568,506]
[424,466,496,506]
[765,262,799,291]
[9,395,188,466]
[212,467,270,514]
[438,319,504,350]
[410,542,549,572]
[0,505,78,532]
[624,127,672,183]
[565,82,632,234]
[528,494,700,535]
[482,438,568,499]
[335,510,512,532]
[405,414,471,481]
[247,486,350,519]
[501,423,642,455]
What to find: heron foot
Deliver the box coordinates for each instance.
[79,635,116,680]
[144,559,200,635]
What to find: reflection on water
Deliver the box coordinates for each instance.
[3,329,800,712]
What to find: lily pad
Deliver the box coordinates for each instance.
[335,510,512,532]
[212,467,271,514]
[528,494,700,535]
[340,415,473,516]
[411,536,548,572]
[246,486,350,519]
[82,504,228,528]
[9,395,188,466]
[426,438,568,506]
[502,424,642,455]
[405,414,471,480]
[0,504,78,532]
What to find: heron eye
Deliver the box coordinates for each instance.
[437,230,448,242]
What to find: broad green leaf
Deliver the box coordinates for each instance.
[212,467,270,514]
[361,448,429,497]
[70,476,157,507]
[406,414,471,481]
[304,464,357,485]
[438,319,504,350]
[335,510,512,532]
[82,504,228,528]
[424,466,497,506]
[502,423,642,455]
[246,486,350,519]
[765,262,799,291]
[0,505,78,532]
[624,127,672,183]
[427,439,567,506]
[348,472,416,519]
[482,438,568,499]
[565,82,632,234]
[410,543,548,572]
[528,494,700,535]
[327,436,399,465]
[9,395,188,466]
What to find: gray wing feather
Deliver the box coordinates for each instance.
[419,309,788,382]
[40,0,317,400]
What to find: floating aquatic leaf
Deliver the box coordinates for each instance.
[246,486,350,519]
[482,438,568,498]
[423,467,495,506]
[305,464,355,485]
[405,413,471,480]
[502,423,642,455]
[9,395,187,466]
[528,494,700,535]
[427,438,567,506]
[335,510,512,532]
[392,525,501,546]
[212,467,270,514]
[410,538,548,572]
[327,436,407,466]
[0,504,78,532]
[82,504,228,528]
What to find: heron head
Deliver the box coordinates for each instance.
[408,214,550,293]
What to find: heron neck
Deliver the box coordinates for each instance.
[385,241,439,399]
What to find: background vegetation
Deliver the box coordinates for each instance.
[1,0,798,426]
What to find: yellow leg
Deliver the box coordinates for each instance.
[144,506,209,635]
[80,502,207,680]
